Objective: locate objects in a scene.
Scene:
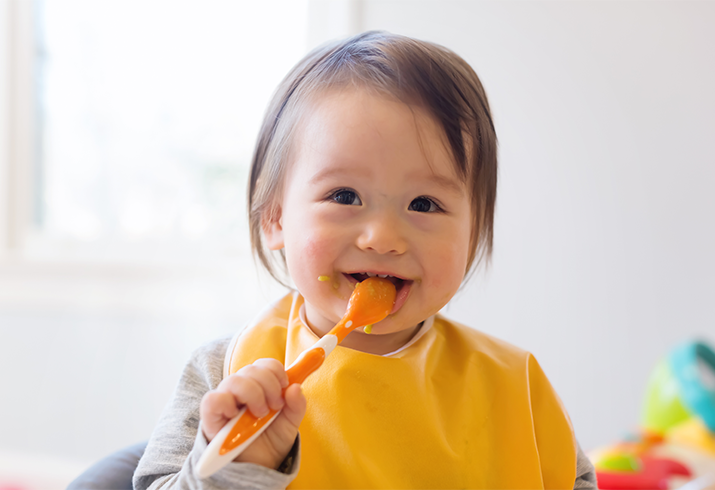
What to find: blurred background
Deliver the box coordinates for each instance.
[1,0,713,487]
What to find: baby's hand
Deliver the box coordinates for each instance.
[200,358,307,470]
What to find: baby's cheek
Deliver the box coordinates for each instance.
[300,237,323,261]
[426,246,468,290]
[300,233,338,266]
[289,232,338,284]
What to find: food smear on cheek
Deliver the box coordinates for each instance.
[317,274,347,299]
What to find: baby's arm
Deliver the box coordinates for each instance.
[574,443,598,489]
[133,338,304,490]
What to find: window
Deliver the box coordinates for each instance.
[0,0,363,315]
[13,0,312,262]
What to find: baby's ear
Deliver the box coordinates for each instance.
[261,205,284,251]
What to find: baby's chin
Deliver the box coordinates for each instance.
[302,299,347,335]
[365,311,423,335]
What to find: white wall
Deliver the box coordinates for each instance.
[0,259,287,483]
[358,0,715,449]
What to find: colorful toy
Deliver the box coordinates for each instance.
[195,277,397,479]
[643,342,715,435]
[591,341,715,489]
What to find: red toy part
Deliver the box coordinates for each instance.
[596,456,692,490]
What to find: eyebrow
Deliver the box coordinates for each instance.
[308,165,464,195]
[307,166,371,186]
[429,173,465,195]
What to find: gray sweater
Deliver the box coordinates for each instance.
[133,338,598,490]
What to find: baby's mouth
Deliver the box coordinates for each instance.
[344,272,412,314]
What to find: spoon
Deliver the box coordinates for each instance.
[195,277,397,478]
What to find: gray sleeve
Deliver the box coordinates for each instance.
[574,441,598,490]
[133,338,300,490]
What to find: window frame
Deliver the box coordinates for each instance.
[1,0,36,259]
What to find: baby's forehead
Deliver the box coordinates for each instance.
[290,87,462,178]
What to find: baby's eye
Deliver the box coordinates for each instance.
[409,196,441,213]
[329,188,362,206]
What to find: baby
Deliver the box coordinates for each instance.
[134,31,597,489]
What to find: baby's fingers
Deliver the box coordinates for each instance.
[200,391,241,441]
[279,383,306,429]
[218,375,274,418]
[235,363,286,412]
[261,384,305,453]
[251,358,289,389]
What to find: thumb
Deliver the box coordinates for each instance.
[280,383,307,429]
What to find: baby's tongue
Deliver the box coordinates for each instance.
[390,280,411,314]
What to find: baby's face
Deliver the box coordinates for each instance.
[264,88,472,351]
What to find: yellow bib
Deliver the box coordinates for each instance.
[225,292,577,489]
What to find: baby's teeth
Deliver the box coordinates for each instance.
[366,272,376,277]
[378,274,388,278]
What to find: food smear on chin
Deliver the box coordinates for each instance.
[364,324,373,334]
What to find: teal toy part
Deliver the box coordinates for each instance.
[669,341,715,432]
[642,359,693,433]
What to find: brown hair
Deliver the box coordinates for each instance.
[248,31,497,285]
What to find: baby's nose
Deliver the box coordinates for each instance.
[355,212,407,255]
